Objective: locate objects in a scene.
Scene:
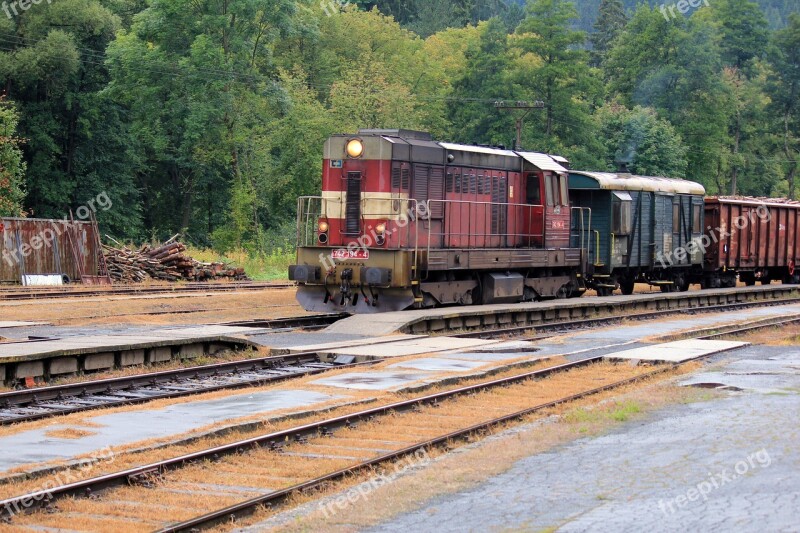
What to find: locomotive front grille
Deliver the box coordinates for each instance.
[345,171,362,235]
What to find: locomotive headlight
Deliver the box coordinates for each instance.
[375,223,386,235]
[346,139,364,158]
[318,221,329,233]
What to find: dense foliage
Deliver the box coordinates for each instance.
[0,0,797,253]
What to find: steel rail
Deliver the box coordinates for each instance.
[0,282,295,301]
[0,349,365,425]
[696,316,800,340]
[0,357,602,518]
[160,364,673,532]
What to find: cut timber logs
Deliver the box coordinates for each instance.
[102,241,249,283]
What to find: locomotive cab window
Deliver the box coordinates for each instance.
[558,175,569,206]
[611,191,632,235]
[545,174,569,207]
[526,174,541,205]
[545,175,554,206]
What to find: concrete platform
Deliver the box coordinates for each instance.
[0,325,264,384]
[604,339,750,363]
[320,336,501,359]
[282,334,422,354]
[326,285,800,336]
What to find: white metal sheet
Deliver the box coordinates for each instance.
[21,275,63,287]
[438,142,518,157]
[516,151,569,173]
[604,339,749,363]
[613,191,633,201]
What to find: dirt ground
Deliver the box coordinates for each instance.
[1,288,306,326]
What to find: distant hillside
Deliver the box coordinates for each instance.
[508,0,794,31]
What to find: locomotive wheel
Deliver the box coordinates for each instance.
[620,279,635,295]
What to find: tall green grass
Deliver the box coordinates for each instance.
[186,247,295,281]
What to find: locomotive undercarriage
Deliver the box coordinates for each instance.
[291,246,587,314]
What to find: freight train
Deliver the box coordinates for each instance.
[289,129,800,313]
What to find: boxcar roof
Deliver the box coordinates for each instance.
[517,152,569,173]
[569,171,705,195]
[707,196,800,207]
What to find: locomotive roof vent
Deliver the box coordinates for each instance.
[357,129,432,141]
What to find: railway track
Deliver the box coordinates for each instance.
[0,354,685,531]
[0,349,366,425]
[0,281,294,301]
[452,297,800,340]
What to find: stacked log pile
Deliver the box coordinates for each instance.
[102,240,248,283]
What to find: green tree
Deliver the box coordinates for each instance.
[448,18,516,146]
[595,103,688,177]
[767,13,800,197]
[512,0,601,165]
[590,0,627,67]
[699,0,769,72]
[604,5,731,192]
[106,0,298,246]
[0,98,26,217]
[0,0,143,233]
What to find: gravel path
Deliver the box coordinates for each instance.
[367,345,800,533]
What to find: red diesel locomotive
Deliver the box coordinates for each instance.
[289,129,588,313]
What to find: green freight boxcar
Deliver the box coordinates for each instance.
[568,171,706,295]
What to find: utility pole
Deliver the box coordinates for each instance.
[494,100,545,150]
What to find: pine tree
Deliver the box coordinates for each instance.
[448,18,516,146]
[767,13,800,197]
[512,0,602,164]
[590,0,627,67]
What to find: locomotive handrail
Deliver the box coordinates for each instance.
[424,198,547,249]
[571,207,592,269]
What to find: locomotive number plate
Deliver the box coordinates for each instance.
[551,220,566,229]
[332,249,370,260]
